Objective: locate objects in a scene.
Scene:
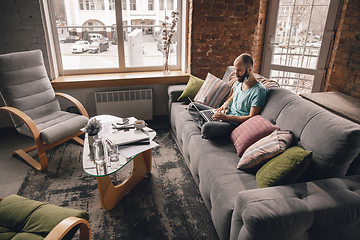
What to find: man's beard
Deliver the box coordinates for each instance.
[237,69,249,82]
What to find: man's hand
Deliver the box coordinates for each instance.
[216,101,230,113]
[212,112,228,121]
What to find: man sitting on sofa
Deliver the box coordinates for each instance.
[188,53,267,139]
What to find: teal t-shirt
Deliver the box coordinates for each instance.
[227,81,267,117]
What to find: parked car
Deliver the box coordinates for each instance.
[59,35,80,43]
[310,41,322,48]
[88,41,109,53]
[88,33,109,43]
[71,41,90,53]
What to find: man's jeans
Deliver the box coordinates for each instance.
[188,102,238,139]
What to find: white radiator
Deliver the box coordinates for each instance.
[95,89,153,120]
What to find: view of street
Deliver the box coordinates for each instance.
[59,34,177,70]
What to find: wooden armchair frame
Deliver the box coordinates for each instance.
[0,198,91,240]
[0,92,89,171]
[44,217,91,240]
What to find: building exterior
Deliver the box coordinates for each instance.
[62,0,177,40]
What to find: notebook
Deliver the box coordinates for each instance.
[106,129,150,146]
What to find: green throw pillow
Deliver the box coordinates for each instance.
[177,75,204,101]
[256,146,312,188]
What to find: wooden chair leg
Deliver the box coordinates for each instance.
[72,136,84,146]
[13,149,44,171]
[12,136,48,171]
[1,107,87,172]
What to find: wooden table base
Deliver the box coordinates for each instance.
[96,149,152,210]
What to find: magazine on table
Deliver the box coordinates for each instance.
[111,117,138,130]
[106,129,150,146]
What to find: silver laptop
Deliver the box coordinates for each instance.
[188,98,217,122]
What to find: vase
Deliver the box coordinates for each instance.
[92,135,106,165]
[88,135,96,146]
[163,50,170,75]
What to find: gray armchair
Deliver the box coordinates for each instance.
[0,49,89,171]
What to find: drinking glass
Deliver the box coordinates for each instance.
[107,142,120,168]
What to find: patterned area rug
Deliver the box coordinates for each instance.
[17,128,219,240]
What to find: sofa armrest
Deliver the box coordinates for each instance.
[230,175,360,240]
[168,85,186,103]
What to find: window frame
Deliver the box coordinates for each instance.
[130,0,136,10]
[148,0,154,11]
[261,0,342,93]
[43,0,186,77]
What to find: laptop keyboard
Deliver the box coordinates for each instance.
[201,110,216,122]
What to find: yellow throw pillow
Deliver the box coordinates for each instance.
[256,146,312,188]
[177,75,204,102]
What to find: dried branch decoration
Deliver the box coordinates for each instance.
[162,9,179,73]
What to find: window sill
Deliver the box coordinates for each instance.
[51,70,189,90]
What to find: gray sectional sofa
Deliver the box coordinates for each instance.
[167,68,360,240]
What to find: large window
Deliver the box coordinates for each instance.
[130,0,136,10]
[121,0,126,10]
[79,0,105,10]
[52,0,182,75]
[148,0,153,10]
[109,0,115,10]
[262,0,341,94]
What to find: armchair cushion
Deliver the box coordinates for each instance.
[0,50,88,145]
[17,111,88,145]
[0,195,89,240]
[0,50,61,129]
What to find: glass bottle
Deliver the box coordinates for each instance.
[93,136,106,165]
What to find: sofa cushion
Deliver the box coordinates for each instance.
[238,130,293,170]
[228,72,238,88]
[274,97,322,140]
[256,146,312,188]
[300,111,360,178]
[254,73,280,89]
[194,73,231,108]
[221,67,279,90]
[168,85,186,103]
[222,66,235,82]
[261,87,360,179]
[261,88,299,125]
[197,151,257,240]
[231,115,279,157]
[177,75,204,102]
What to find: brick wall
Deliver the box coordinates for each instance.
[0,0,358,97]
[323,0,360,98]
[0,0,50,74]
[252,0,269,73]
[187,0,265,80]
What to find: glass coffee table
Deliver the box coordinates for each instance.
[82,115,156,210]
